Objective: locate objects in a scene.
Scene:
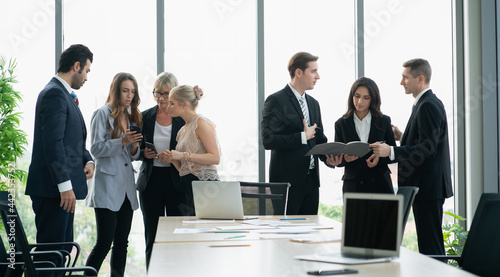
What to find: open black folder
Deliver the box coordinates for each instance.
[305,141,372,157]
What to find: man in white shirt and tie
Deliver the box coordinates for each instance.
[261,52,328,215]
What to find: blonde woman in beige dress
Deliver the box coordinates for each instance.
[162,85,220,215]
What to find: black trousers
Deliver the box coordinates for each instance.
[179,174,200,216]
[31,196,75,277]
[413,199,446,255]
[139,166,184,269]
[85,198,133,277]
[285,170,320,215]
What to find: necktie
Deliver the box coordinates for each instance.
[299,97,314,169]
[70,92,79,107]
[299,97,310,126]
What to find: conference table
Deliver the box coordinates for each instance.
[148,215,477,277]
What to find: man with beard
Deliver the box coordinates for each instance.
[26,44,95,267]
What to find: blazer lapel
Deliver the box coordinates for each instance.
[284,86,304,121]
[146,106,158,144]
[53,78,87,139]
[367,117,379,143]
[346,116,361,141]
[401,91,432,144]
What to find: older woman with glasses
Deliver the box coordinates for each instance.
[136,72,186,270]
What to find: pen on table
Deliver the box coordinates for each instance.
[210,244,251,248]
[225,235,246,239]
[279,218,308,221]
[214,231,249,233]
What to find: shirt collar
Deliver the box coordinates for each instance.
[288,83,306,102]
[54,75,73,95]
[414,88,430,106]
[353,111,372,123]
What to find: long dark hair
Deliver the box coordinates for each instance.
[105,72,142,138]
[343,77,383,124]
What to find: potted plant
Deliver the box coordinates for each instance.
[442,211,468,266]
[0,56,28,200]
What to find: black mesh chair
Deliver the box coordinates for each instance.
[239,182,290,216]
[0,200,97,277]
[428,193,500,277]
[396,186,419,240]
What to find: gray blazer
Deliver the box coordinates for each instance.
[85,105,140,212]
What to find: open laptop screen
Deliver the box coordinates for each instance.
[341,193,403,258]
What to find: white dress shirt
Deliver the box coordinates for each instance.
[353,111,372,143]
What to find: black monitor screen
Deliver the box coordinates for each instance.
[343,198,399,251]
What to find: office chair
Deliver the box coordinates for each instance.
[396,186,419,239]
[0,196,73,268]
[428,193,500,277]
[239,182,290,216]
[0,201,97,277]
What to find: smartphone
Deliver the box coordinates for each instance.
[145,142,157,153]
[307,269,358,275]
[130,125,141,134]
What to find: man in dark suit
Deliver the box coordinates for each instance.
[370,58,453,255]
[261,52,328,215]
[25,44,95,258]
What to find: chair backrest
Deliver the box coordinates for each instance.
[461,193,500,277]
[0,201,38,277]
[396,186,419,239]
[239,182,290,216]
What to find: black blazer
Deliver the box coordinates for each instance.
[261,85,328,186]
[334,114,396,193]
[136,105,185,192]
[395,90,453,201]
[26,77,93,199]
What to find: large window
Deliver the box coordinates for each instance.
[164,0,258,181]
[64,0,157,130]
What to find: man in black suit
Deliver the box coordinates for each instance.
[370,58,453,255]
[25,44,95,259]
[261,52,328,215]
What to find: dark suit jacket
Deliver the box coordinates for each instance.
[136,105,185,192]
[395,90,453,202]
[261,85,328,186]
[26,77,93,199]
[334,114,396,193]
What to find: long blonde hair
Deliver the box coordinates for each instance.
[105,72,142,138]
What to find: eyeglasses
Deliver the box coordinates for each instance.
[153,91,169,99]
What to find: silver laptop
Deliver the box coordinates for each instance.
[192,181,251,220]
[296,193,403,264]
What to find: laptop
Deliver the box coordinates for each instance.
[192,181,254,220]
[296,193,403,264]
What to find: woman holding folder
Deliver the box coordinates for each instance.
[326,77,396,193]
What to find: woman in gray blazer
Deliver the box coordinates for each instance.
[85,72,143,277]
